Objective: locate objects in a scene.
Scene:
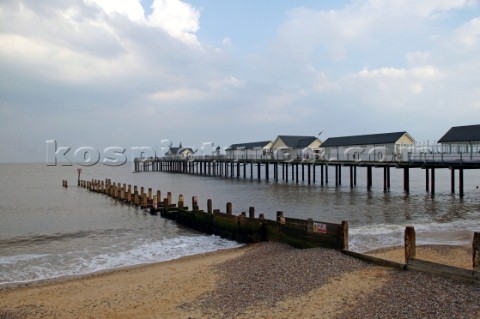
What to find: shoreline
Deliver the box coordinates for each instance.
[1,242,479,319]
[0,245,250,292]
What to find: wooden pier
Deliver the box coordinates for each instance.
[134,157,480,198]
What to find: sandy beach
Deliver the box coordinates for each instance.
[1,242,479,319]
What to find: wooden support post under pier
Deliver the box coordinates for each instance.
[384,167,388,192]
[295,164,299,184]
[404,167,410,193]
[325,165,329,184]
[367,166,372,190]
[431,168,435,197]
[320,164,324,186]
[451,168,455,194]
[350,166,354,188]
[459,168,464,198]
[307,164,311,185]
[313,164,316,184]
[335,165,339,187]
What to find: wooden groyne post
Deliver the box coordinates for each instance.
[474,232,480,271]
[404,226,416,263]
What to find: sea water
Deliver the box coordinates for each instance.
[0,162,479,286]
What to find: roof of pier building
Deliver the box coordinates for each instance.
[226,141,272,151]
[165,143,193,156]
[321,131,414,148]
[270,135,321,149]
[438,124,480,143]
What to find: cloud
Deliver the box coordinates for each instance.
[85,0,201,46]
[273,0,477,65]
[148,0,201,46]
[1,0,480,162]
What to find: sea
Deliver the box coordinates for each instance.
[1,162,479,287]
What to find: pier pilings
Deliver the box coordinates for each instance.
[133,157,475,198]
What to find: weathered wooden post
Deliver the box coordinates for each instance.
[226,202,233,215]
[341,221,349,251]
[140,187,145,202]
[167,192,172,206]
[192,196,198,211]
[120,185,125,201]
[249,206,255,219]
[163,198,169,213]
[259,213,267,241]
[127,185,132,203]
[148,188,152,202]
[134,188,139,206]
[156,190,161,207]
[306,218,314,232]
[473,232,480,271]
[77,168,82,186]
[207,199,213,213]
[276,211,285,224]
[142,192,148,208]
[178,194,184,209]
[404,226,416,263]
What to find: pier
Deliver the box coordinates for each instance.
[134,155,480,198]
[134,125,480,198]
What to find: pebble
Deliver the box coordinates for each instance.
[187,242,480,319]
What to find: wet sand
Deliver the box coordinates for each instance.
[1,243,479,319]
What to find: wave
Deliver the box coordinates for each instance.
[0,228,132,249]
[0,234,242,287]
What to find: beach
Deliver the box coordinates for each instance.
[1,242,479,319]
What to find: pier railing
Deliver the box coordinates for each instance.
[138,145,480,166]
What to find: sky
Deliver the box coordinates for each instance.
[1,0,480,162]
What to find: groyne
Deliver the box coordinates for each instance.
[72,178,480,286]
[78,178,348,250]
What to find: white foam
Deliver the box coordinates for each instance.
[349,218,480,252]
[0,235,242,287]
